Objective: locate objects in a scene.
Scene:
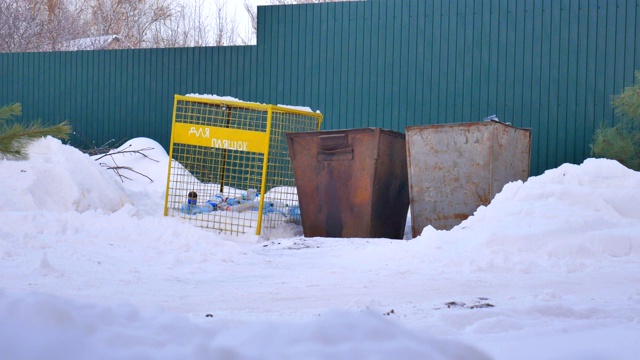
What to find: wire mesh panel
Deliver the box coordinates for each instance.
[164,95,322,235]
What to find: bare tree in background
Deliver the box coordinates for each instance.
[242,0,359,45]
[0,1,46,52]
[82,0,174,48]
[0,0,85,52]
[1,0,242,52]
[1,0,173,51]
[151,0,210,47]
[41,0,87,50]
[212,0,240,46]
[242,1,258,45]
[152,0,240,48]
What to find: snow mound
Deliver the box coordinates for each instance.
[93,137,170,194]
[462,158,640,229]
[0,137,130,213]
[418,158,640,264]
[408,158,640,281]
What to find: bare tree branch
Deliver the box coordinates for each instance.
[94,144,158,183]
[93,145,159,163]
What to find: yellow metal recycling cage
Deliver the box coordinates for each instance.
[163,95,323,235]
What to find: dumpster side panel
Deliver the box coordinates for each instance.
[287,133,324,236]
[490,124,532,199]
[370,130,410,239]
[406,123,493,235]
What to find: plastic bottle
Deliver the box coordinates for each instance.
[187,191,198,205]
[262,201,286,216]
[180,191,199,214]
[199,203,215,213]
[211,193,230,211]
[205,200,218,211]
[230,201,256,212]
[287,206,301,224]
[244,189,258,200]
[180,202,215,215]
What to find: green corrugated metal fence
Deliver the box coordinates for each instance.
[254,0,640,175]
[1,0,639,175]
[1,46,256,151]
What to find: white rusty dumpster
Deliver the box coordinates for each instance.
[406,121,531,236]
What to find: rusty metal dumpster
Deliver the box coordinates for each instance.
[406,121,531,236]
[286,128,409,239]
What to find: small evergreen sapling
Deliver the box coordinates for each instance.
[591,71,640,171]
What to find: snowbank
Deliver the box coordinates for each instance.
[0,137,129,213]
[1,137,639,360]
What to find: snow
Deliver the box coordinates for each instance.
[185,93,317,113]
[1,136,639,359]
[59,35,133,51]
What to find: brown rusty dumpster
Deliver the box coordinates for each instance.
[286,128,409,239]
[406,121,531,236]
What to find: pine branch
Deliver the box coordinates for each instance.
[0,120,72,160]
[0,103,22,123]
[612,71,640,122]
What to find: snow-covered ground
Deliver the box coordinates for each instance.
[1,136,639,359]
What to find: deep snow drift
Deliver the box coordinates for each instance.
[1,137,639,359]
